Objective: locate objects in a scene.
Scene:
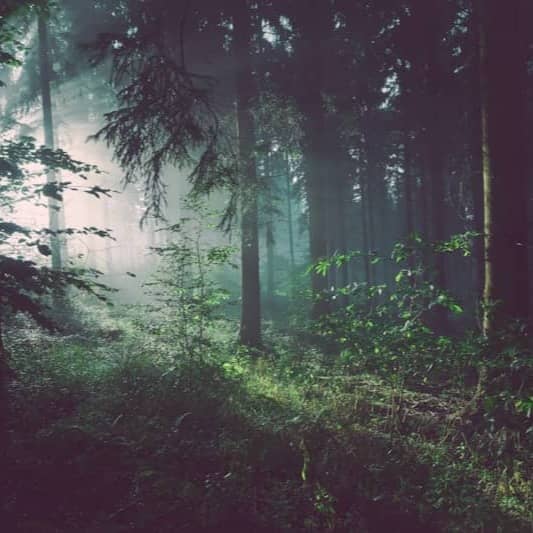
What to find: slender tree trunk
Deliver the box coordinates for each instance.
[403,135,414,239]
[360,169,371,285]
[295,1,332,320]
[468,23,485,321]
[38,13,64,271]
[402,133,418,288]
[305,140,330,319]
[336,176,349,292]
[419,170,430,244]
[234,1,261,347]
[374,169,389,289]
[323,129,346,296]
[265,154,275,316]
[417,158,432,284]
[266,218,275,312]
[349,203,361,284]
[424,23,449,332]
[364,139,379,286]
[103,195,113,273]
[480,0,529,336]
[366,175,376,285]
[285,153,296,278]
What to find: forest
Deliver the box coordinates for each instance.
[1,0,532,531]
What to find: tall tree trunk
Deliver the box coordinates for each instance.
[265,154,275,317]
[323,127,346,296]
[424,19,449,331]
[360,169,371,285]
[304,137,330,319]
[373,167,389,289]
[103,193,113,273]
[234,1,261,347]
[295,0,332,320]
[468,28,485,322]
[402,132,420,288]
[419,169,430,248]
[403,134,414,239]
[364,138,379,286]
[38,13,63,271]
[285,153,296,279]
[366,170,377,285]
[336,174,349,291]
[480,0,529,336]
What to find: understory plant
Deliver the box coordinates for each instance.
[310,234,475,385]
[310,234,533,511]
[143,199,237,361]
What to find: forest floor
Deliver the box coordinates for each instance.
[3,303,532,532]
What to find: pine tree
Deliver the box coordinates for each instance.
[233,0,261,347]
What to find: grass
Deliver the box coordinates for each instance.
[3,303,532,532]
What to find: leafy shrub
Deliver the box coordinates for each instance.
[310,235,473,386]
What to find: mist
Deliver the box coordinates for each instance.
[1,1,532,531]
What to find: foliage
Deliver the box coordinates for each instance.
[0,136,113,327]
[311,234,473,384]
[1,1,532,532]
[143,199,237,360]
[0,1,115,332]
[90,1,237,222]
[3,302,532,532]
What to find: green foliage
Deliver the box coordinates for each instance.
[432,231,481,256]
[313,236,470,384]
[91,4,234,222]
[0,1,28,87]
[0,17,113,331]
[0,136,112,327]
[391,231,481,262]
[143,199,237,360]
[308,250,364,278]
[5,302,531,532]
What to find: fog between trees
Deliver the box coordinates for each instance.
[1,1,532,531]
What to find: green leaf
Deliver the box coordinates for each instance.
[449,303,463,314]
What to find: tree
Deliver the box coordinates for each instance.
[479,0,529,336]
[290,0,334,320]
[233,0,261,347]
[92,0,267,346]
[0,0,32,477]
[38,9,64,270]
[0,2,116,473]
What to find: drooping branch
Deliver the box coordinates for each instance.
[91,19,237,225]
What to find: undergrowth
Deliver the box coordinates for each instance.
[3,301,532,532]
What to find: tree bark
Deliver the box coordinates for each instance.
[233,0,261,348]
[366,150,377,286]
[403,135,414,239]
[38,13,64,271]
[294,0,332,320]
[285,153,296,279]
[423,17,449,332]
[265,154,275,317]
[360,167,371,286]
[480,0,529,336]
[336,174,349,292]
